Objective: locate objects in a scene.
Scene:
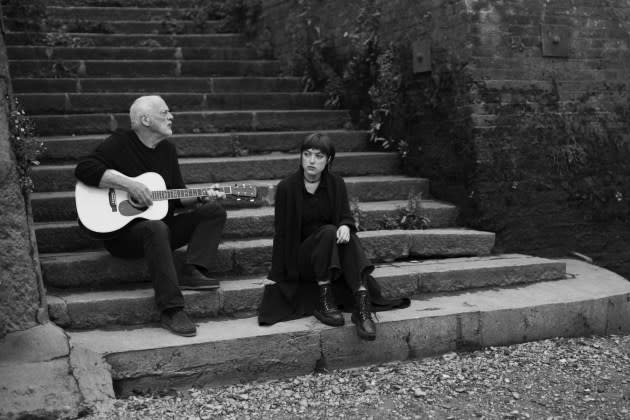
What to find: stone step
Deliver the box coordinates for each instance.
[7,46,258,61]
[6,19,225,34]
[17,92,326,114]
[12,77,302,94]
[45,0,201,6]
[67,259,630,396]
[48,254,567,329]
[5,32,244,47]
[29,109,350,136]
[39,130,368,162]
[32,151,399,192]
[36,199,457,253]
[31,175,429,222]
[10,59,282,78]
[45,6,200,21]
[40,229,496,289]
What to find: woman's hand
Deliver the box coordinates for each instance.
[336,225,350,244]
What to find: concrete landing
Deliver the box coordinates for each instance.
[68,259,630,397]
[0,323,114,419]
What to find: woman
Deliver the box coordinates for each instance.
[258,132,410,340]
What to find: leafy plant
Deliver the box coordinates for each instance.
[230,135,249,156]
[51,19,115,34]
[7,97,46,195]
[351,192,431,231]
[350,196,367,231]
[2,0,48,31]
[172,0,262,35]
[44,31,95,47]
[378,192,431,230]
[220,0,262,37]
[291,0,410,160]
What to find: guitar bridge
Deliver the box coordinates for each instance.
[108,189,117,212]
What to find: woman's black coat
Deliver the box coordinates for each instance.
[269,168,356,297]
[258,168,410,325]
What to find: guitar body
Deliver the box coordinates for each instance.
[76,172,169,234]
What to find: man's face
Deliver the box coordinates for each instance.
[148,99,173,138]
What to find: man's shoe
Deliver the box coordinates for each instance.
[313,283,345,326]
[180,265,220,290]
[160,309,197,337]
[351,289,376,341]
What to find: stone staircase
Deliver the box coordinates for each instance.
[5,0,630,398]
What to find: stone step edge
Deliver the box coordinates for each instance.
[11,59,280,63]
[48,254,567,329]
[36,198,454,228]
[40,129,365,143]
[34,199,458,253]
[19,92,322,97]
[6,31,242,38]
[13,76,301,82]
[35,151,396,170]
[40,229,496,288]
[31,175,428,198]
[67,259,630,397]
[31,175,431,223]
[31,109,346,118]
[46,5,203,11]
[38,130,369,163]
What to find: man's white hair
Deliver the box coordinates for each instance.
[129,95,163,129]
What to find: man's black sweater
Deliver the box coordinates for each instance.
[74,129,185,217]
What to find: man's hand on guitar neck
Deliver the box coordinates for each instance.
[198,184,226,203]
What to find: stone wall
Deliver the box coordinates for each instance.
[0,30,46,338]
[259,0,630,278]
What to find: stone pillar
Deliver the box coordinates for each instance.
[0,26,47,339]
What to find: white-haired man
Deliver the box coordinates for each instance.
[75,95,226,337]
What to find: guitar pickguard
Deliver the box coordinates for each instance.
[118,200,148,216]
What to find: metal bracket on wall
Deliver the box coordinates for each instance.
[412,39,431,73]
[541,24,571,58]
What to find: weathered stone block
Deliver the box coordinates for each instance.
[605,293,630,335]
[479,300,608,347]
[320,318,411,370]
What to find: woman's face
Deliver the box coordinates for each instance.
[302,148,329,178]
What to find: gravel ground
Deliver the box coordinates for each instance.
[85,335,630,419]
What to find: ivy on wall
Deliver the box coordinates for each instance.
[473,82,630,231]
[287,0,415,160]
[6,97,45,195]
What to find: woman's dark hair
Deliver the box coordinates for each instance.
[300,132,336,164]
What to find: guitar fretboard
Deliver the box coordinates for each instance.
[151,187,232,201]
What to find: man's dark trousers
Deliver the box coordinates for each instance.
[104,202,227,311]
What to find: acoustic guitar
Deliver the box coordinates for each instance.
[75,171,256,235]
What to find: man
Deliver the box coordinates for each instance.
[75,95,227,337]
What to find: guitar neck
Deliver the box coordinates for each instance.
[151,186,233,201]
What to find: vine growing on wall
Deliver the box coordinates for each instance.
[7,97,45,195]
[479,85,630,226]
[289,0,410,161]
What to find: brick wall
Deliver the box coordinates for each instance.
[259,0,630,278]
[464,0,630,276]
